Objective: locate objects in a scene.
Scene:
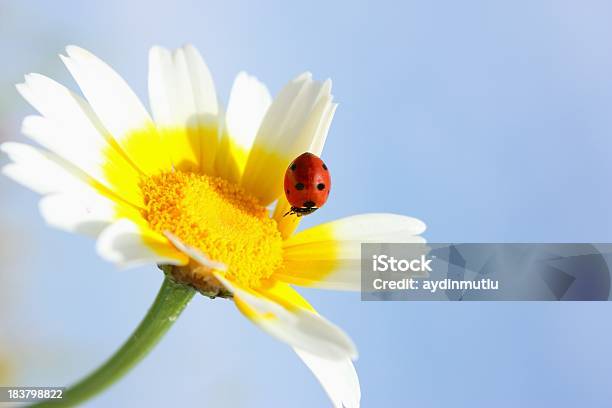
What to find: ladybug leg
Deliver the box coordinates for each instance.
[283,206,307,217]
[283,208,297,217]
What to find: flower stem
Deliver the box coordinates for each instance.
[33,275,195,407]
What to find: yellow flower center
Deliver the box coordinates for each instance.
[140,171,284,289]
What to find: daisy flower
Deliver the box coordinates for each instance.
[2,45,426,407]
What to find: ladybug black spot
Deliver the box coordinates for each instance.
[290,163,297,171]
[322,163,328,171]
[303,201,315,208]
[317,183,325,190]
[295,182,305,190]
[286,189,290,194]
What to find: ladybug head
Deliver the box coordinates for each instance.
[283,205,318,217]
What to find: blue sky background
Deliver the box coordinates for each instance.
[1,1,612,406]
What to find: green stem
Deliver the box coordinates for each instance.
[33,276,195,407]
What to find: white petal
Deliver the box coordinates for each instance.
[277,214,427,291]
[241,73,335,205]
[163,231,227,271]
[226,72,272,152]
[37,191,136,237]
[16,73,108,139]
[148,46,176,126]
[295,348,361,408]
[215,71,272,182]
[181,44,220,173]
[1,142,88,195]
[181,44,219,121]
[19,113,144,207]
[149,46,211,124]
[148,45,220,172]
[96,219,187,268]
[61,46,171,174]
[62,46,152,141]
[148,48,201,126]
[309,102,338,156]
[21,114,109,183]
[214,273,357,360]
[288,213,426,244]
[16,71,150,206]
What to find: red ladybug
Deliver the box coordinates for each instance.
[284,152,331,217]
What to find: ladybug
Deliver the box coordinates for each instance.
[284,152,331,217]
